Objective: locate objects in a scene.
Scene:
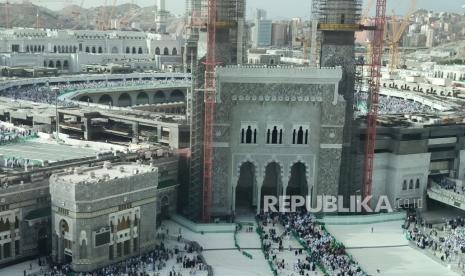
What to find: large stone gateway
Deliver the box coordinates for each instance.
[210,66,345,216]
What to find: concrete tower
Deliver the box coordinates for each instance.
[155,0,167,34]
[317,0,362,198]
[183,0,247,221]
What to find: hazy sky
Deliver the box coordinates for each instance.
[38,0,465,19]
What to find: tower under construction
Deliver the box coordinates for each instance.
[184,0,246,220]
[315,0,362,198]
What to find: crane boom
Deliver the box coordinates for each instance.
[363,0,387,205]
[389,0,416,73]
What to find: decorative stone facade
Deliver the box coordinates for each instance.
[0,177,50,266]
[211,65,345,216]
[0,28,184,73]
[50,162,158,272]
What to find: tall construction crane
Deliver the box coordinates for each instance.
[71,0,86,29]
[361,0,374,65]
[119,1,142,29]
[361,0,374,23]
[95,0,109,30]
[295,37,309,62]
[363,0,387,204]
[107,0,117,29]
[30,0,72,29]
[202,0,217,222]
[388,0,416,74]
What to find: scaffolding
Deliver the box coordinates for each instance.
[314,0,363,31]
[185,0,246,221]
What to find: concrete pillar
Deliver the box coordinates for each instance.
[83,118,92,141]
[135,216,140,253]
[57,236,64,263]
[132,122,139,143]
[58,113,64,123]
[256,176,263,214]
[231,184,237,213]
[282,169,289,198]
[252,178,257,206]
[157,127,162,142]
[129,218,134,254]
[112,220,117,259]
[10,220,16,258]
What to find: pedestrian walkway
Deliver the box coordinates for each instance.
[326,221,458,276]
[162,220,270,276]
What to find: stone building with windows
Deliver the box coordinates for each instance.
[0,28,184,73]
[210,65,345,216]
[0,173,51,266]
[49,162,159,272]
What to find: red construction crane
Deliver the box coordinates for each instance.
[363,0,387,204]
[202,0,217,222]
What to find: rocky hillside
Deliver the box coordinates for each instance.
[0,2,185,34]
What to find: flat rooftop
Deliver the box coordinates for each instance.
[0,139,98,162]
[54,162,156,184]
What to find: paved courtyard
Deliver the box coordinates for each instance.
[0,139,98,162]
[0,219,458,276]
[326,221,458,276]
[163,220,271,276]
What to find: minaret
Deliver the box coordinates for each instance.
[317,0,362,199]
[155,0,167,34]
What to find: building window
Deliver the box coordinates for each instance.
[163,47,169,55]
[3,242,11,258]
[241,126,257,144]
[118,203,132,211]
[14,240,19,255]
[155,47,160,55]
[58,207,69,216]
[37,196,48,204]
[266,126,283,144]
[172,48,177,55]
[402,180,407,190]
[64,239,72,250]
[292,126,309,145]
[415,179,420,189]
[109,244,114,260]
[409,179,413,190]
[116,217,130,231]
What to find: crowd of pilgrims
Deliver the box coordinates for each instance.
[0,124,37,145]
[257,211,366,276]
[0,78,187,106]
[28,242,207,276]
[436,177,465,196]
[0,123,39,169]
[355,92,434,115]
[406,214,465,272]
